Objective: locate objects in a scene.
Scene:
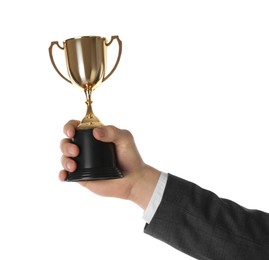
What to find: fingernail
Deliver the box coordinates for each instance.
[67,128,72,137]
[68,146,76,156]
[66,162,71,171]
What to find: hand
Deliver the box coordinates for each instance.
[59,120,161,209]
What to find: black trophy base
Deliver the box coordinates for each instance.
[65,128,123,182]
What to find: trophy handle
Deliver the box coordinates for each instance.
[48,41,71,84]
[103,36,122,82]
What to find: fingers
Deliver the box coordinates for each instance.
[60,138,79,157]
[59,154,77,182]
[61,155,77,172]
[59,170,67,182]
[63,120,80,138]
[59,122,80,181]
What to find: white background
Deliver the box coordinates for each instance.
[0,1,268,259]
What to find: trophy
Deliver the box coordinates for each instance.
[49,36,123,181]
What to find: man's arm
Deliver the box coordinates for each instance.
[144,174,269,260]
[60,121,269,260]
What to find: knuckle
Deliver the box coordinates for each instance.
[122,129,134,141]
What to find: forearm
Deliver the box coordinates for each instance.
[144,174,269,260]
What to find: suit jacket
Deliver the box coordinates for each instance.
[144,174,269,259]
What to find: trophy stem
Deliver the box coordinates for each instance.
[84,88,94,116]
[78,86,103,129]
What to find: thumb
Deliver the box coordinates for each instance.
[93,125,133,146]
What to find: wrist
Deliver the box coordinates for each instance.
[128,165,161,209]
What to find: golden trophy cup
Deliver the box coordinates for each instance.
[49,36,123,181]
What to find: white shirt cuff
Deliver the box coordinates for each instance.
[143,172,168,224]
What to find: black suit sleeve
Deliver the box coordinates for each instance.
[144,174,269,260]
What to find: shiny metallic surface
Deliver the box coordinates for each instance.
[49,35,122,129]
[64,36,106,91]
[79,87,104,129]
